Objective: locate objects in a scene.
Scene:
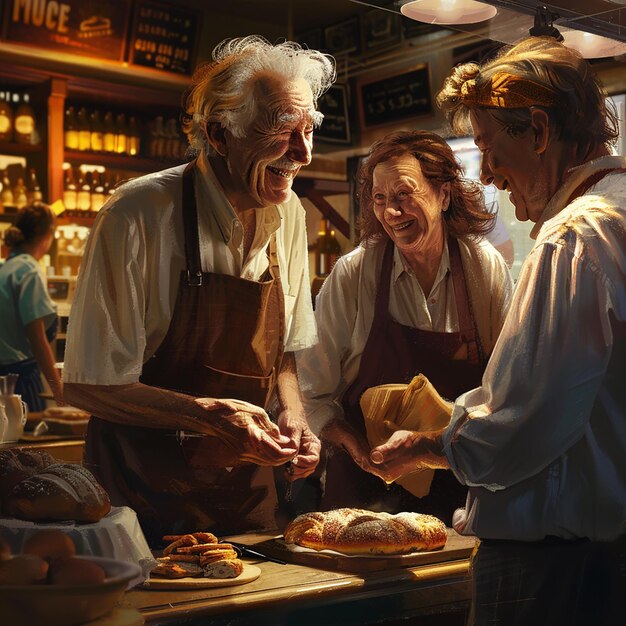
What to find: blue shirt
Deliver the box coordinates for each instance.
[0,252,57,364]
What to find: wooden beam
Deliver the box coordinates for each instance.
[306,190,350,239]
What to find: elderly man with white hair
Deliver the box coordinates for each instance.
[63,36,335,543]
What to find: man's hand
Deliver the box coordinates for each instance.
[195,397,296,466]
[369,429,449,483]
[321,419,389,480]
[278,410,321,480]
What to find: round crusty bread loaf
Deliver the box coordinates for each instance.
[5,463,111,523]
[0,449,56,505]
[284,508,447,555]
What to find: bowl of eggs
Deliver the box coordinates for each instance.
[0,530,141,626]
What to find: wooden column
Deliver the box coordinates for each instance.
[46,77,67,203]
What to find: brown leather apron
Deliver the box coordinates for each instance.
[322,237,486,525]
[85,161,285,544]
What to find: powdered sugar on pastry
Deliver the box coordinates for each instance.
[284,508,447,555]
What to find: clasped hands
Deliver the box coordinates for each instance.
[322,419,449,483]
[195,397,320,480]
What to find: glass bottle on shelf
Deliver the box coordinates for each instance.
[0,92,13,142]
[14,93,38,145]
[90,171,106,213]
[71,229,81,250]
[103,111,116,153]
[55,229,67,255]
[26,168,43,203]
[105,171,120,197]
[165,118,180,159]
[1,169,14,209]
[152,116,166,159]
[314,219,342,277]
[63,166,77,216]
[90,110,104,153]
[127,116,141,156]
[115,113,128,155]
[13,177,28,208]
[77,107,91,151]
[64,106,79,150]
[76,171,92,213]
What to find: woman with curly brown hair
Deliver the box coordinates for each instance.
[297,130,512,522]
[0,202,63,413]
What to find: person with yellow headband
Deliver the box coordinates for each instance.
[368,36,626,624]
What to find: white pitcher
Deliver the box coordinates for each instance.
[0,395,28,443]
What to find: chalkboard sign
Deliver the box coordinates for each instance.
[316,84,351,144]
[129,0,199,75]
[359,64,432,128]
[2,0,131,61]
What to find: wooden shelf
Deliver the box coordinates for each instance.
[57,214,95,227]
[63,149,186,173]
[0,140,43,155]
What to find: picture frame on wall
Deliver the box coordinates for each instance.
[363,8,401,53]
[128,0,200,75]
[324,17,361,56]
[358,64,433,129]
[315,84,351,144]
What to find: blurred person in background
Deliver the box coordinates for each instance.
[0,202,64,411]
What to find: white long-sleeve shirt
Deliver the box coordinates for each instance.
[446,155,626,542]
[64,152,317,385]
[297,236,512,434]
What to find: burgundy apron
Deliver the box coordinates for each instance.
[322,237,486,525]
[85,161,285,544]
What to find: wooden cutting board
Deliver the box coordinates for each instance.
[246,529,476,573]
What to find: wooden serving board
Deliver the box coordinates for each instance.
[248,530,476,573]
[142,563,261,590]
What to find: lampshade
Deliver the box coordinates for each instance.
[560,27,626,58]
[400,0,497,25]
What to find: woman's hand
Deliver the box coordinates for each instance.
[369,429,449,483]
[277,410,321,480]
[321,419,388,479]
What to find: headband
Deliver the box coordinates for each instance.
[460,72,559,109]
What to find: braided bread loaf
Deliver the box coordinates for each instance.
[0,450,111,523]
[284,508,447,555]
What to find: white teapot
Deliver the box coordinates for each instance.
[0,394,28,443]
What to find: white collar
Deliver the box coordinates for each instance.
[530,155,626,240]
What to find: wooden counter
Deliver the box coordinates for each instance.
[0,439,85,464]
[122,531,476,626]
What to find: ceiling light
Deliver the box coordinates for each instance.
[560,27,626,58]
[400,0,497,25]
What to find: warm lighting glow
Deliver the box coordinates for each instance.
[400,0,497,25]
[561,27,626,59]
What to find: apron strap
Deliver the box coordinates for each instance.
[373,239,396,323]
[448,236,485,365]
[182,161,203,286]
[448,237,474,335]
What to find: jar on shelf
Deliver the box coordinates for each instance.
[64,106,79,150]
[0,91,14,142]
[14,93,39,146]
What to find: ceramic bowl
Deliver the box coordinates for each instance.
[0,555,141,626]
